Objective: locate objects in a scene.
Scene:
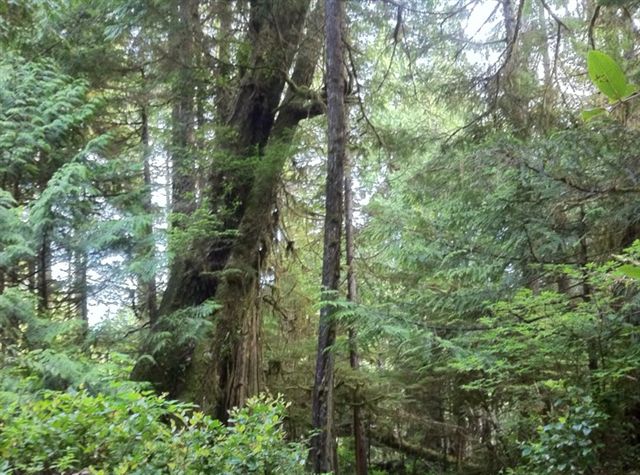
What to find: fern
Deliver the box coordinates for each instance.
[143,300,219,357]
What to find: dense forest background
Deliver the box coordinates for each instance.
[1,0,640,474]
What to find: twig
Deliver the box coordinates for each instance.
[345,42,387,150]
[539,0,570,32]
[588,5,601,50]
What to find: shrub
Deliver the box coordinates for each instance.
[521,394,606,475]
[0,389,306,474]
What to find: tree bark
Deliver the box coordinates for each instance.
[131,0,202,389]
[179,0,320,419]
[37,229,50,314]
[345,150,367,475]
[140,99,158,325]
[158,0,200,316]
[73,248,88,331]
[311,0,346,472]
[133,0,322,418]
[169,0,197,218]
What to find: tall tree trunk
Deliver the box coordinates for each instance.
[158,0,199,316]
[139,100,158,325]
[502,0,516,45]
[311,0,346,472]
[74,248,88,332]
[345,150,368,475]
[179,0,320,418]
[170,0,197,218]
[213,0,233,121]
[131,0,200,388]
[536,0,553,130]
[37,229,50,314]
[134,0,321,417]
[499,0,528,133]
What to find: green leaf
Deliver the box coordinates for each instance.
[581,108,606,122]
[625,84,638,97]
[615,264,640,280]
[587,50,629,101]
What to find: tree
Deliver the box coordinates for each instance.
[310,0,347,471]
[133,0,326,421]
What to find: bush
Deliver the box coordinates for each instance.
[521,394,606,475]
[0,389,306,475]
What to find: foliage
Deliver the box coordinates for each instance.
[521,393,606,475]
[2,0,640,474]
[0,390,305,475]
[583,50,638,120]
[587,50,637,103]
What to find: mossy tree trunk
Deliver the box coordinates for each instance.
[133,0,324,420]
[179,0,323,419]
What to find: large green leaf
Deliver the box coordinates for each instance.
[587,50,629,102]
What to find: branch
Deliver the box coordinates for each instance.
[522,161,640,195]
[588,4,601,50]
[496,0,525,78]
[539,0,570,32]
[123,321,151,339]
[345,42,387,150]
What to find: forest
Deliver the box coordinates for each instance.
[1,0,640,473]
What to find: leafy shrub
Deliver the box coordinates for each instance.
[0,389,306,474]
[521,394,606,474]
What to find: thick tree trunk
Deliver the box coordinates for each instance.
[502,0,516,44]
[213,0,233,121]
[169,0,197,218]
[536,0,554,130]
[499,0,528,133]
[311,0,346,472]
[134,0,321,418]
[179,0,320,418]
[131,0,201,389]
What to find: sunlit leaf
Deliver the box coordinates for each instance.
[587,50,629,101]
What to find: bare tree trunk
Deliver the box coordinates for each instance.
[37,229,50,314]
[499,0,528,133]
[140,99,158,325]
[213,0,233,121]
[169,0,197,218]
[157,0,199,317]
[502,0,516,44]
[311,0,346,471]
[345,146,367,475]
[537,0,553,130]
[131,0,201,389]
[74,248,88,331]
